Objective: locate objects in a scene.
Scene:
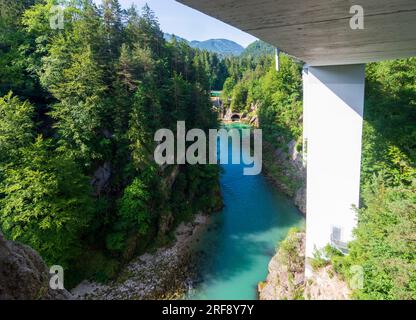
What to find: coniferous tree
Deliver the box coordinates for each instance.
[0,1,221,284]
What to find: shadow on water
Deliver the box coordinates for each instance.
[187,124,304,300]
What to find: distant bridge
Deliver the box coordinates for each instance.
[230,113,242,122]
[223,112,243,122]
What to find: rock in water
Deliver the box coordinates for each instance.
[0,232,72,300]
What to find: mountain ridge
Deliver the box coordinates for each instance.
[164,33,244,57]
[164,34,276,60]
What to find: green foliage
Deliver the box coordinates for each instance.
[256,55,303,145]
[186,164,222,212]
[310,248,330,271]
[278,227,303,267]
[240,40,275,60]
[230,82,248,113]
[276,228,306,300]
[0,136,94,268]
[48,46,108,165]
[70,250,120,285]
[192,50,229,90]
[170,172,193,223]
[361,59,416,186]
[118,178,151,233]
[340,178,416,300]
[0,0,41,98]
[1,1,221,286]
[127,86,161,167]
[221,77,235,104]
[343,59,416,299]
[0,92,34,162]
[309,245,345,272]
[0,94,95,268]
[221,54,303,146]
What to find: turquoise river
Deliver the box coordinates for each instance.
[188,124,304,300]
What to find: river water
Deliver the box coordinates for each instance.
[188,124,304,300]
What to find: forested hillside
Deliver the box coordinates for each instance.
[189,38,244,57]
[164,33,245,58]
[221,53,302,147]
[240,40,275,60]
[340,60,416,299]
[0,0,222,286]
[221,50,416,299]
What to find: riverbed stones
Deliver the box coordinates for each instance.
[72,214,209,300]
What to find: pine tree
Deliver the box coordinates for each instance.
[100,0,123,62]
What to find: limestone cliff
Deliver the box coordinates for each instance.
[0,232,72,300]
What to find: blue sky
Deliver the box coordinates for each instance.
[94,0,257,47]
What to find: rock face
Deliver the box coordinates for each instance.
[258,231,350,300]
[258,231,306,300]
[303,266,351,300]
[0,233,72,300]
[294,186,306,214]
[263,140,306,215]
[287,140,307,214]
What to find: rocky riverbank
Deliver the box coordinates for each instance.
[258,230,350,300]
[72,214,210,300]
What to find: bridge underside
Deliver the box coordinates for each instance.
[178,0,416,66]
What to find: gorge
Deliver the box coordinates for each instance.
[187,124,304,299]
[1,0,414,301]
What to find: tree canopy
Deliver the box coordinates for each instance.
[0,0,221,286]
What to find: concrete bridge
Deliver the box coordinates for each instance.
[230,113,241,122]
[223,112,242,122]
[210,91,246,122]
[178,0,416,276]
